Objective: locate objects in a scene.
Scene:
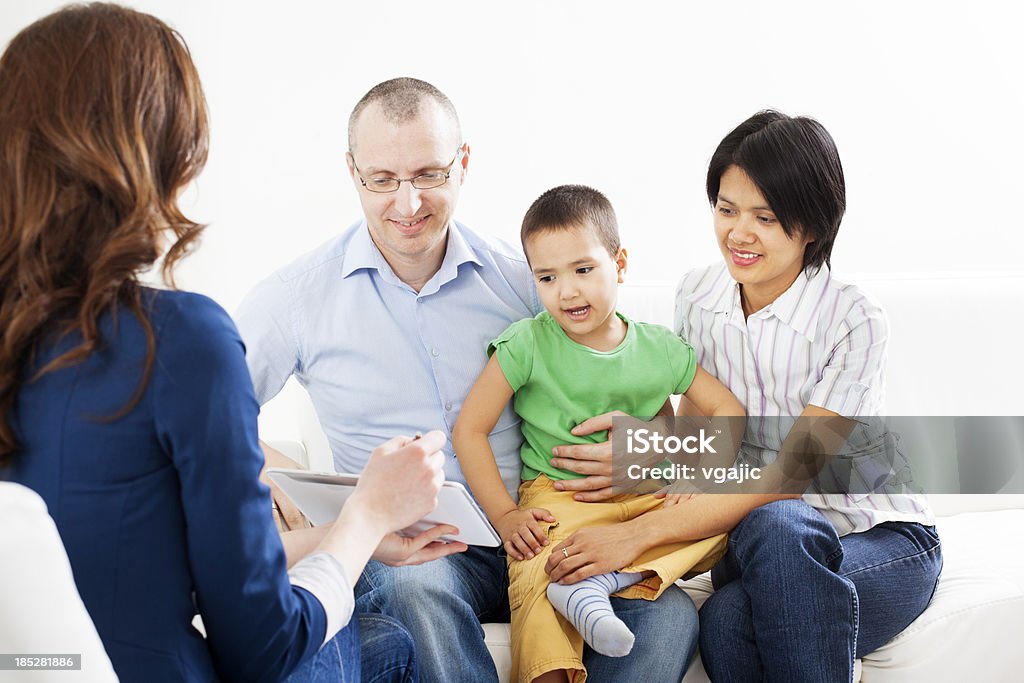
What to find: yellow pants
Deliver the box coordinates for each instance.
[508,475,728,683]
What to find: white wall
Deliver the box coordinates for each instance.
[4,1,1021,456]
[4,0,1021,308]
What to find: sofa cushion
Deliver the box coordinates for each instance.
[859,509,1024,681]
[483,622,512,681]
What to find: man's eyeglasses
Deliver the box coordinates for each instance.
[351,147,463,193]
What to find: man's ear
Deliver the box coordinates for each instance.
[458,143,470,184]
[616,247,628,283]
[345,151,357,180]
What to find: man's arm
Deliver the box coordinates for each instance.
[235,274,310,530]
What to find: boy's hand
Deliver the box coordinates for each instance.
[497,508,556,561]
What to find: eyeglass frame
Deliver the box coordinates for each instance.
[349,146,464,193]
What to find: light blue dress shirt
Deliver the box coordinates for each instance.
[235,219,540,497]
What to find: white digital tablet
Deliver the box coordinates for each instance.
[265,468,501,547]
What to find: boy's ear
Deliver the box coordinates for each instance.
[616,247,628,283]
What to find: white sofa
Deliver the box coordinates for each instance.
[0,483,119,682]
[265,272,1024,682]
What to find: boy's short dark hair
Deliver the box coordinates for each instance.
[706,110,846,273]
[521,185,620,260]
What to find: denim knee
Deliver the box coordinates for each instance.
[737,499,823,536]
[614,584,698,645]
[357,558,489,629]
[745,499,839,552]
[359,562,452,612]
[720,499,839,581]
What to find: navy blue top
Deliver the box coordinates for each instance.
[4,289,326,682]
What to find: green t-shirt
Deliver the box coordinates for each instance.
[488,311,697,482]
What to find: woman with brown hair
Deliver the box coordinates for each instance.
[0,4,462,681]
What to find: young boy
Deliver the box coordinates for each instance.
[453,185,744,683]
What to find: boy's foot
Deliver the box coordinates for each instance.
[546,571,642,657]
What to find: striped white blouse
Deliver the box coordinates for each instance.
[674,262,933,536]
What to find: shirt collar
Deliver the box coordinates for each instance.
[339,220,483,293]
[420,221,483,296]
[340,220,387,279]
[767,266,831,342]
[687,262,832,342]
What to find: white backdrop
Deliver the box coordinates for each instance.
[3,0,1022,311]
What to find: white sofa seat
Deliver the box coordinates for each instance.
[483,623,513,681]
[857,508,1024,680]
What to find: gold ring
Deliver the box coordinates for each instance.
[562,547,569,558]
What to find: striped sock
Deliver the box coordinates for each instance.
[546,571,643,657]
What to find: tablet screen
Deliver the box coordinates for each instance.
[266,469,500,547]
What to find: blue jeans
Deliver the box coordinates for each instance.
[588,585,699,683]
[284,613,416,683]
[699,499,942,683]
[355,545,699,683]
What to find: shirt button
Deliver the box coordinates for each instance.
[445,402,453,411]
[431,348,440,357]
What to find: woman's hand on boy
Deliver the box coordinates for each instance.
[497,508,556,561]
[545,523,645,584]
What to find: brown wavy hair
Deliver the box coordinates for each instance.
[0,3,209,466]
